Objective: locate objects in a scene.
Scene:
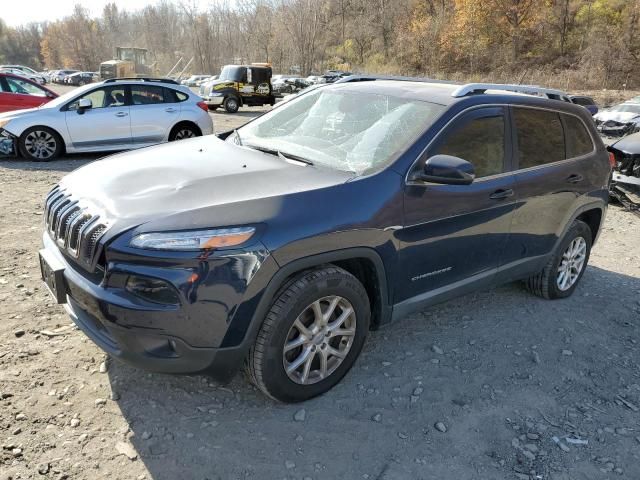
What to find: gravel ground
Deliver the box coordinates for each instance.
[1,104,640,480]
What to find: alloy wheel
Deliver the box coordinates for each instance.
[24,130,57,160]
[557,236,587,291]
[282,296,356,385]
[174,129,196,140]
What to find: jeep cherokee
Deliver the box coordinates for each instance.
[38,80,612,402]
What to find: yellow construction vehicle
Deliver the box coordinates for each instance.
[99,47,152,80]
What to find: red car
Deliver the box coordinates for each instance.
[0,72,58,113]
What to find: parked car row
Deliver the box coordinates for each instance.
[0,65,48,85]
[180,74,215,87]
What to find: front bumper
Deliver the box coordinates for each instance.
[40,232,275,381]
[597,122,637,137]
[0,130,16,156]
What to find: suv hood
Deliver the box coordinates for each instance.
[59,136,353,231]
[0,107,40,121]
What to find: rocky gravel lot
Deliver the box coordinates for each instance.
[1,106,640,480]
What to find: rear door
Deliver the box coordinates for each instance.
[129,85,178,146]
[500,106,598,272]
[397,106,517,304]
[64,85,132,150]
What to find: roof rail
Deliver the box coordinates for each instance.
[451,83,570,101]
[103,77,179,85]
[335,74,456,85]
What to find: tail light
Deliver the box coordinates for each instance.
[197,101,208,112]
[608,151,616,168]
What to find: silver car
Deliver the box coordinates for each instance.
[0,78,214,161]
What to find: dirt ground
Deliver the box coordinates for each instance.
[1,104,640,480]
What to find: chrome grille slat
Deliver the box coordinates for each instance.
[55,202,79,243]
[43,186,109,271]
[60,207,82,246]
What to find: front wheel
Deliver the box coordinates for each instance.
[223,96,240,113]
[247,266,370,402]
[524,220,592,299]
[19,127,63,161]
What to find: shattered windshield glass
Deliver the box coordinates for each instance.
[236,88,445,174]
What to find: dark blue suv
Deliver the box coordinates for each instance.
[39,80,612,402]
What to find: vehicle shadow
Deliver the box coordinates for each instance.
[0,153,106,172]
[107,265,640,480]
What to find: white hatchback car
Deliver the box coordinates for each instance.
[0,78,214,161]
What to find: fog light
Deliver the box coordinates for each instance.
[125,275,180,305]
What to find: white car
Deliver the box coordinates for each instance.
[0,78,214,161]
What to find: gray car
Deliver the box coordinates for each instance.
[0,78,214,161]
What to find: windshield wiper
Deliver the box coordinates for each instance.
[247,145,314,166]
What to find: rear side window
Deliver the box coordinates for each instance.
[564,114,594,158]
[434,112,505,178]
[131,85,164,105]
[514,108,565,169]
[164,88,188,103]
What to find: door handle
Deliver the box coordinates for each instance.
[566,174,584,184]
[165,108,177,113]
[489,188,514,200]
[115,111,128,117]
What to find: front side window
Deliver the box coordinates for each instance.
[5,77,46,96]
[67,87,126,110]
[131,85,164,105]
[514,108,565,169]
[236,88,445,174]
[564,115,593,158]
[434,111,505,178]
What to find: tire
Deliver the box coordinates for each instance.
[247,266,371,403]
[19,126,63,162]
[223,96,240,113]
[525,220,592,299]
[168,123,201,142]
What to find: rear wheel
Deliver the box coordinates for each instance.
[169,124,201,141]
[525,220,592,299]
[247,266,370,402]
[223,96,240,113]
[19,127,63,161]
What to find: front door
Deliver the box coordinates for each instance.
[397,107,517,305]
[64,85,131,151]
[0,76,49,112]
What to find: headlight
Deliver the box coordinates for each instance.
[130,227,255,251]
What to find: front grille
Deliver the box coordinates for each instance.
[44,186,109,271]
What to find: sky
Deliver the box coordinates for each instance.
[2,0,209,27]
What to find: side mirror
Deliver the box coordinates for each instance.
[417,154,475,185]
[77,98,92,113]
